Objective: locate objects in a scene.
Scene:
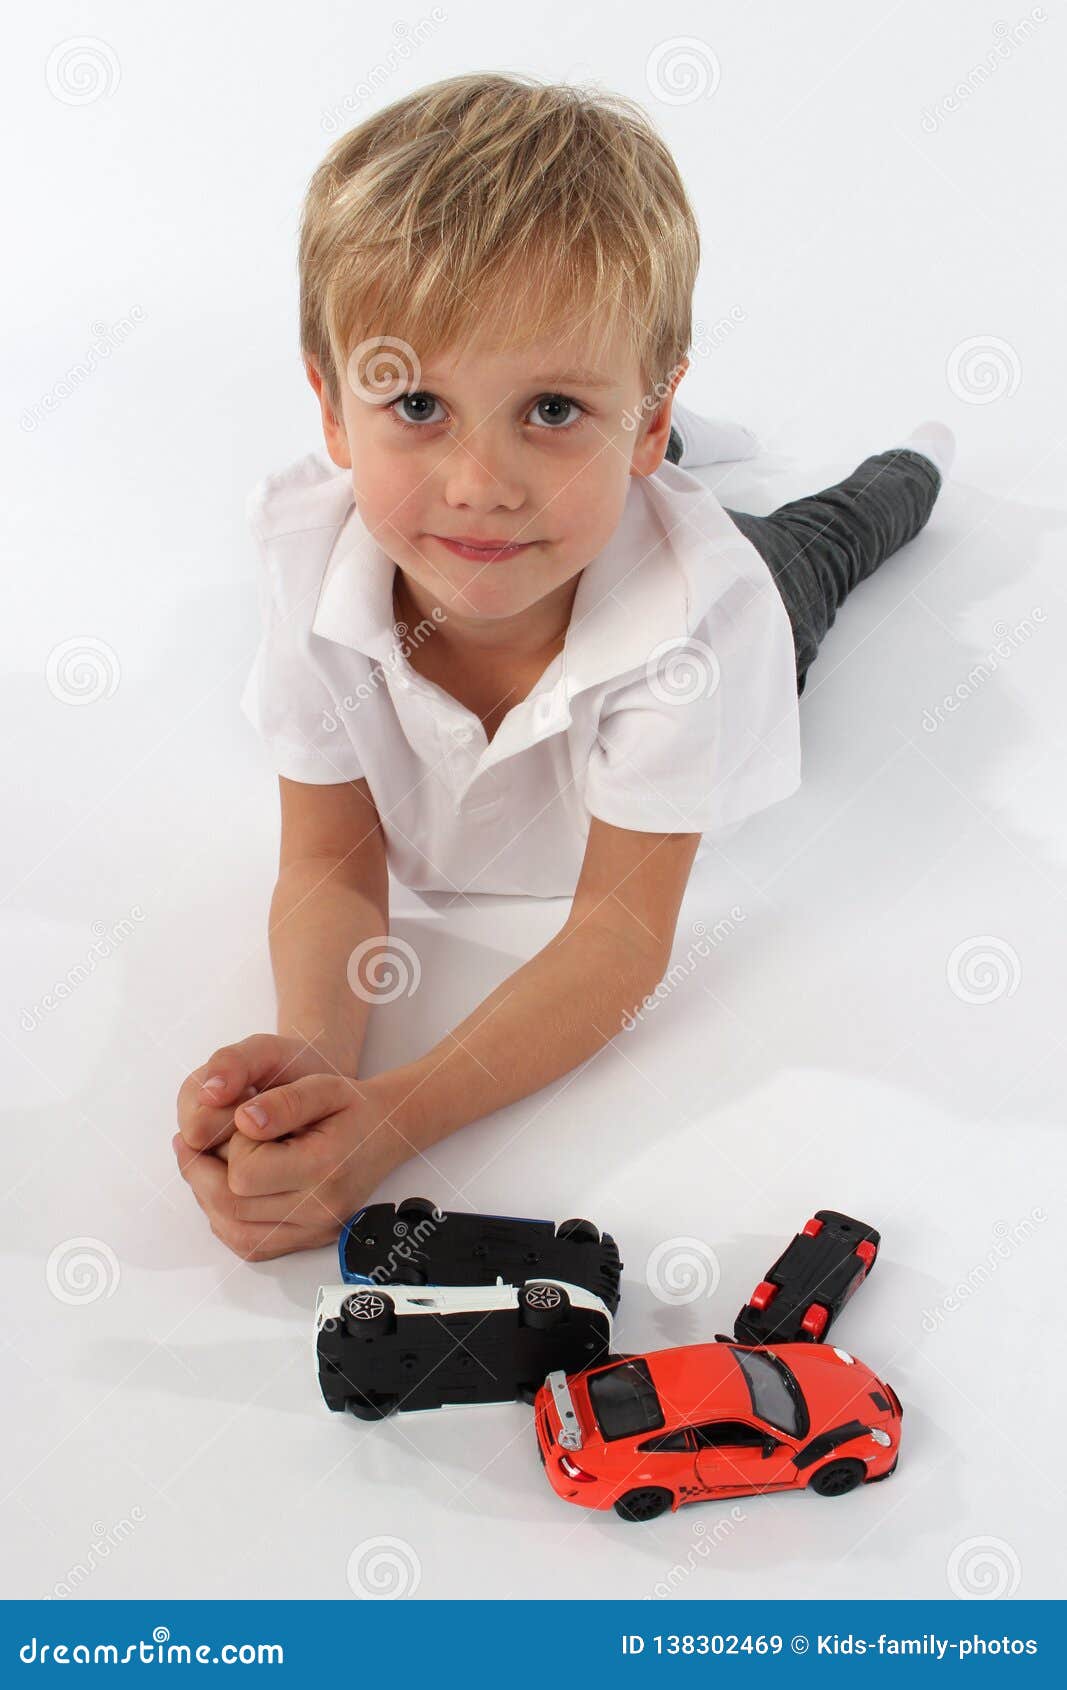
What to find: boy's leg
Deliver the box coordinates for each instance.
[724,444,945,696]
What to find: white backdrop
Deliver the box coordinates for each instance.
[3,0,1065,1602]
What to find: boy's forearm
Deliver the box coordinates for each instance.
[373,923,665,1150]
[268,857,388,1075]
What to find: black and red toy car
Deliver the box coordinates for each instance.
[733,1210,879,1346]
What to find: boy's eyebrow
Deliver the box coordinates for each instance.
[419,367,620,391]
[528,368,619,389]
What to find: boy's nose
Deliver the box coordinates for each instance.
[442,433,525,511]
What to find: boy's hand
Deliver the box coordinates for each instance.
[175,1034,339,1154]
[172,1073,413,1260]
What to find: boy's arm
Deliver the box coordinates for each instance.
[373,818,703,1146]
[270,774,389,1073]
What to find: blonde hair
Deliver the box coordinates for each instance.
[298,72,700,416]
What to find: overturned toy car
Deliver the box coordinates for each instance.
[734,1210,880,1347]
[338,1197,623,1315]
[316,1278,613,1420]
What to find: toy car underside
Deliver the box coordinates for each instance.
[733,1210,880,1346]
[338,1199,623,1315]
[316,1281,613,1418]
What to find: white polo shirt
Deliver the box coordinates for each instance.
[239,451,802,897]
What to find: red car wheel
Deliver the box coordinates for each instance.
[799,1302,829,1340]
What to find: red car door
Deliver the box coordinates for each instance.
[630,1427,695,1495]
[690,1418,797,1497]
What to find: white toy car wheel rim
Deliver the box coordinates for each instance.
[525,1284,561,1309]
[347,1293,386,1320]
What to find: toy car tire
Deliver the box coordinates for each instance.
[342,1291,396,1337]
[614,1486,673,1523]
[516,1382,540,1406]
[555,1218,600,1245]
[808,1458,866,1497]
[396,1197,437,1220]
[799,1302,829,1340]
[388,1263,428,1286]
[519,1281,570,1329]
[344,1389,400,1421]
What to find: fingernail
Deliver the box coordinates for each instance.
[241,1104,268,1129]
[202,1075,227,1096]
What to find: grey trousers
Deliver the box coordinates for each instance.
[665,434,943,696]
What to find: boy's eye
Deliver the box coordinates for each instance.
[528,394,583,429]
[388,391,585,431]
[393,392,445,426]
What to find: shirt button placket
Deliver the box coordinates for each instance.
[447,721,478,813]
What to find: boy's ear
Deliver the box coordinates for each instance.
[629,354,690,479]
[305,356,352,470]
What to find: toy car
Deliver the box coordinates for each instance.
[315,1278,613,1419]
[534,1339,902,1521]
[338,1198,623,1315]
[733,1210,880,1346]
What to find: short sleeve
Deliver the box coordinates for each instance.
[583,614,802,837]
[238,477,366,786]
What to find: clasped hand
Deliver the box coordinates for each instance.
[173,1035,410,1260]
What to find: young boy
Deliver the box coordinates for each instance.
[173,73,953,1261]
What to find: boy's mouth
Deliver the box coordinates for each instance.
[430,534,534,564]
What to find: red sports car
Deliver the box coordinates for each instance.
[534,1340,902,1521]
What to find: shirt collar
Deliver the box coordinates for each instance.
[310,466,704,714]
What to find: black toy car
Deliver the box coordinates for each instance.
[338,1197,623,1315]
[733,1210,880,1346]
[315,1278,613,1419]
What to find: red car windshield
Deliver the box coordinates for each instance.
[730,1347,809,1439]
[586,1358,665,1440]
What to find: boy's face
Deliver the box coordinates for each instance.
[308,312,686,645]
